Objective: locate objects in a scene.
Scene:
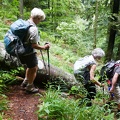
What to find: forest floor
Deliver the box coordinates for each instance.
[2,83,119,120]
[3,84,46,120]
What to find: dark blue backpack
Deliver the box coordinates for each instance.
[4,19,31,56]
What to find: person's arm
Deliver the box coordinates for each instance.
[110,73,119,93]
[28,26,50,50]
[32,43,50,50]
[90,64,103,87]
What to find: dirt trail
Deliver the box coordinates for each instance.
[4,85,44,120]
[3,85,119,120]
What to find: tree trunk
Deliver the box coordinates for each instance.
[93,0,98,49]
[116,42,120,60]
[105,0,120,61]
[0,42,78,91]
[19,0,23,19]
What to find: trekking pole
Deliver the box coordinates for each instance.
[47,48,50,79]
[44,42,50,79]
[102,86,106,104]
[38,42,47,74]
[40,49,47,74]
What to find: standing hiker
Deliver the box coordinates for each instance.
[20,8,50,93]
[74,48,105,106]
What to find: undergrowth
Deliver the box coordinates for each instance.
[0,67,24,119]
[39,31,79,74]
[37,87,114,120]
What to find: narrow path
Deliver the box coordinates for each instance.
[4,85,44,120]
[3,85,119,120]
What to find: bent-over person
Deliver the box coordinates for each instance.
[74,48,105,106]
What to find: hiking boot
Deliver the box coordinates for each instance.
[21,80,28,88]
[25,84,39,93]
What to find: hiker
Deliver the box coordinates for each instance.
[99,60,116,102]
[74,48,105,106]
[20,8,50,93]
[109,60,120,112]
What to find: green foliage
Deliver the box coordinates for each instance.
[42,0,85,33]
[0,113,3,120]
[0,0,117,59]
[0,0,119,119]
[0,0,20,41]
[24,0,40,9]
[37,88,114,120]
[69,85,87,98]
[40,32,79,73]
[0,71,15,86]
[0,94,8,112]
[0,0,18,20]
[0,94,9,120]
[0,67,24,118]
[0,112,11,120]
[45,0,110,57]
[56,17,93,55]
[57,17,89,44]
[0,67,24,93]
[0,19,9,41]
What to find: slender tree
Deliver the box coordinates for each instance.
[116,43,120,60]
[93,0,98,48]
[19,0,23,18]
[105,0,120,61]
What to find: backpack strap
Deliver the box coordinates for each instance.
[23,21,33,44]
[22,22,33,43]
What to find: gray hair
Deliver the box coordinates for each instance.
[31,8,46,21]
[92,48,105,58]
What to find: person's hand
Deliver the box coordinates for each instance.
[109,86,114,93]
[100,83,104,87]
[44,43,50,50]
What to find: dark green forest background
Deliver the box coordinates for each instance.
[0,0,120,119]
[0,0,120,63]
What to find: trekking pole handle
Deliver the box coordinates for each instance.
[45,42,49,45]
[44,42,50,50]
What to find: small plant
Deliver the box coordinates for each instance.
[0,113,3,120]
[37,88,79,120]
[69,85,87,99]
[0,94,8,112]
[0,67,24,86]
